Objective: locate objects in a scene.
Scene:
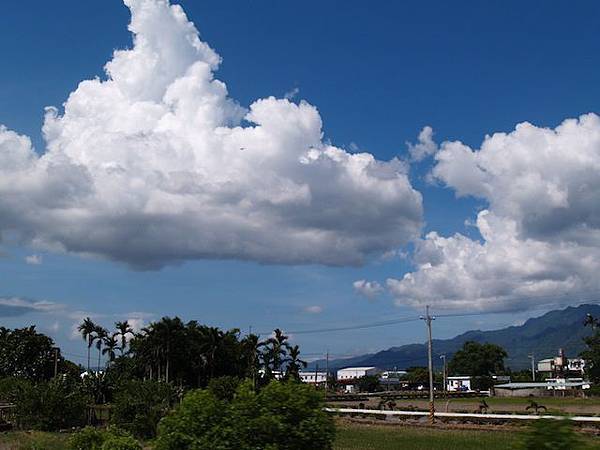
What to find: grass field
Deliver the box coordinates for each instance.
[0,432,68,450]
[334,422,518,450]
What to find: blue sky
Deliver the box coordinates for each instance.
[1,0,600,366]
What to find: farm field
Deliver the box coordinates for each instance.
[329,395,600,415]
[334,422,519,450]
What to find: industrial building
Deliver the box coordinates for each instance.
[336,367,379,380]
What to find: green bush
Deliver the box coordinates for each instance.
[16,377,86,431]
[155,380,335,450]
[100,435,142,450]
[110,380,175,439]
[208,376,241,401]
[68,426,140,450]
[67,426,106,450]
[0,377,31,403]
[515,418,583,450]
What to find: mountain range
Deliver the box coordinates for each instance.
[308,304,600,371]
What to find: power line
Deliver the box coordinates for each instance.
[256,316,421,336]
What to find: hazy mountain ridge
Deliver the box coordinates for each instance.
[309,304,600,371]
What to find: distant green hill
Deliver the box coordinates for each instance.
[310,304,600,371]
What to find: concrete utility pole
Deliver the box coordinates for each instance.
[53,347,59,378]
[421,305,435,424]
[325,350,329,391]
[440,354,447,394]
[528,353,536,382]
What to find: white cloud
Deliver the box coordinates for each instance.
[0,0,423,269]
[407,126,437,162]
[353,279,383,300]
[284,87,300,101]
[304,305,323,314]
[389,114,600,312]
[0,297,64,317]
[25,254,43,265]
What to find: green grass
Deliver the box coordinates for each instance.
[334,423,519,450]
[0,432,68,450]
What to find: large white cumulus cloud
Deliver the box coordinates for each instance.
[0,0,423,268]
[389,114,600,312]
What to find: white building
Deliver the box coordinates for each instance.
[380,370,407,379]
[337,367,379,380]
[447,376,472,392]
[299,371,328,384]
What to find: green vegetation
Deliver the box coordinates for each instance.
[0,431,69,450]
[155,380,335,450]
[334,423,518,450]
[448,341,507,390]
[515,418,586,450]
[110,380,176,439]
[67,426,141,450]
[582,314,600,384]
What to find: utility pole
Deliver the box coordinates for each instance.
[528,353,536,381]
[421,305,435,424]
[325,350,329,391]
[53,347,59,378]
[315,363,319,389]
[440,354,447,394]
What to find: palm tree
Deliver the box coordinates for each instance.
[284,344,307,381]
[102,334,120,366]
[78,317,97,371]
[94,326,108,371]
[584,314,599,329]
[264,328,290,373]
[200,326,224,380]
[115,320,134,355]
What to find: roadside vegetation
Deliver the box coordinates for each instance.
[2,314,600,449]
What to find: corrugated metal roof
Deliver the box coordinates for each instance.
[495,381,588,389]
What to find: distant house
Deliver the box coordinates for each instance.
[337,367,379,380]
[494,378,590,397]
[537,349,586,377]
[299,371,328,385]
[380,370,407,379]
[446,376,472,392]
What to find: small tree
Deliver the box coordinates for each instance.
[448,341,507,377]
[111,380,175,439]
[155,380,335,450]
[357,375,380,393]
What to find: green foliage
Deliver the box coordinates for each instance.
[448,341,507,377]
[15,377,86,431]
[110,380,175,439]
[100,435,141,450]
[0,376,31,402]
[402,367,429,385]
[0,326,70,381]
[357,375,380,393]
[581,331,600,384]
[67,426,106,450]
[208,376,241,401]
[155,380,335,450]
[515,418,584,450]
[68,426,140,450]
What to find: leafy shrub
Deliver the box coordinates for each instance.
[208,376,241,401]
[68,426,140,450]
[0,376,31,403]
[155,380,335,450]
[67,426,105,450]
[515,418,583,449]
[101,435,142,450]
[16,377,87,431]
[110,380,175,439]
